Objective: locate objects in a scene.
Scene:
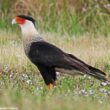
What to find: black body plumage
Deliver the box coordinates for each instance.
[28,41,107,85]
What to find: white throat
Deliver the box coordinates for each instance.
[20,20,38,38]
[19,20,43,54]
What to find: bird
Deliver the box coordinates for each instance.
[12,15,107,89]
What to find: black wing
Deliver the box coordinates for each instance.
[28,41,107,81]
[28,41,86,70]
[28,41,68,67]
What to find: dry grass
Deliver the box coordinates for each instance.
[0,30,110,72]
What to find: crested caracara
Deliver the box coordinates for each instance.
[12,15,107,89]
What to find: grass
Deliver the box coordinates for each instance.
[0,29,110,110]
[0,0,110,35]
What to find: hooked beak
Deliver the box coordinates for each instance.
[12,17,25,25]
[12,18,16,25]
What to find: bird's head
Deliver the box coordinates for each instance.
[12,15,35,26]
[12,15,38,36]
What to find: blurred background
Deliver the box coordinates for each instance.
[0,1,110,110]
[0,0,110,36]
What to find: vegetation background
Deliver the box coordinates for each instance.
[0,0,110,110]
[0,0,110,35]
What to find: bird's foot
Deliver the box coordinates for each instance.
[47,83,54,90]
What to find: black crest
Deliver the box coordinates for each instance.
[17,15,35,25]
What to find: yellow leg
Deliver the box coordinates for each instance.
[47,83,54,90]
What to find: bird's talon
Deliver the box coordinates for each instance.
[47,83,54,90]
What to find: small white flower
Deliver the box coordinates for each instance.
[36,86,43,91]
[99,88,107,94]
[22,73,28,79]
[84,75,87,78]
[26,80,32,84]
[79,89,87,95]
[88,90,94,95]
[101,82,108,86]
[88,76,91,79]
[9,73,13,79]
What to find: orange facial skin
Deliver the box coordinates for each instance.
[16,17,25,24]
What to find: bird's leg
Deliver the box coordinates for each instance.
[47,83,54,90]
